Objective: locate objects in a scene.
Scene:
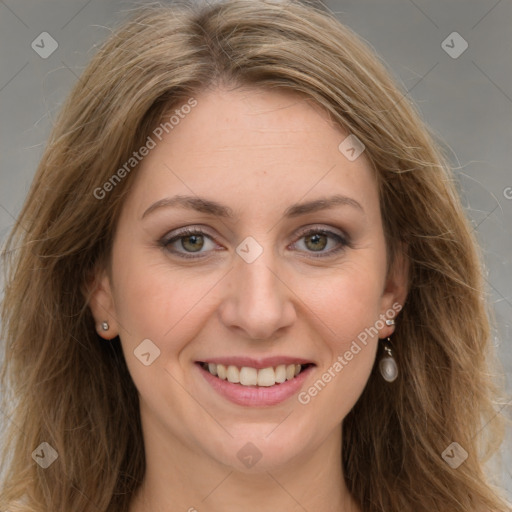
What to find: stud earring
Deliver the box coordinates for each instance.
[379,337,398,383]
[385,319,395,326]
[101,321,109,331]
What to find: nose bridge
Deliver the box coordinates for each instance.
[219,235,296,339]
[239,250,279,305]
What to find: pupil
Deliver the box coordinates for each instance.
[183,234,203,252]
[306,233,326,251]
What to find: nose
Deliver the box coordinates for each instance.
[217,247,297,341]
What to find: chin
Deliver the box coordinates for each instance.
[201,421,316,473]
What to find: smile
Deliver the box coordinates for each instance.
[200,362,313,387]
[195,359,316,406]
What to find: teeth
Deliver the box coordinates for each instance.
[226,365,239,383]
[203,362,306,386]
[275,364,287,383]
[257,367,276,387]
[217,364,227,380]
[239,367,258,386]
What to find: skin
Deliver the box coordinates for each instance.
[89,86,408,512]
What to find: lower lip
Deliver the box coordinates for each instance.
[196,363,314,407]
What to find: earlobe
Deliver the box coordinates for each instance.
[86,268,119,340]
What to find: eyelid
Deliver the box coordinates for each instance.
[159,226,222,259]
[160,224,350,259]
[289,225,349,257]
[293,224,347,241]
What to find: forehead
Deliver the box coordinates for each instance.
[122,87,379,221]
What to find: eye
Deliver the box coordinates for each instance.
[160,227,220,259]
[160,225,349,260]
[290,227,349,257]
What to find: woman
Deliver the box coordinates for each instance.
[0,1,509,511]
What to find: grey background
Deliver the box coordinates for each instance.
[0,0,511,499]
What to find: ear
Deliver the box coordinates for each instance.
[378,243,409,338]
[86,265,119,340]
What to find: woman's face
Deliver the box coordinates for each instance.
[91,87,406,473]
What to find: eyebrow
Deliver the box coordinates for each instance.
[141,193,364,220]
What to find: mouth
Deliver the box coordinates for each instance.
[198,361,315,387]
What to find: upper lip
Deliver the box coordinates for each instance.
[197,356,315,369]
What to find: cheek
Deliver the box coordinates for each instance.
[299,285,379,422]
[110,260,219,413]
[111,249,220,360]
[308,260,385,343]
[298,262,383,409]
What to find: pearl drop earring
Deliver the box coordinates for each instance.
[379,337,398,383]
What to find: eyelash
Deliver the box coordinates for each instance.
[159,226,350,260]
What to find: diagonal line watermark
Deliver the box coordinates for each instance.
[392,61,439,109]
[404,0,439,28]
[0,62,29,93]
[266,164,337,234]
[162,267,234,338]
[60,59,132,133]
[0,203,21,227]
[0,0,29,28]
[0,390,104,510]
[484,275,512,310]
[0,203,33,261]
[89,297,134,338]
[161,366,234,438]
[164,163,240,233]
[471,0,503,29]
[471,60,512,106]
[61,0,94,30]
[0,407,29,441]
[470,399,511,442]
[266,471,310,512]
[200,470,234,503]
[265,265,337,336]
[471,203,499,232]
[265,410,294,438]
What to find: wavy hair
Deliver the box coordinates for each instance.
[1,1,510,510]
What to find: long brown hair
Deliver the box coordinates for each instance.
[1,1,510,511]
